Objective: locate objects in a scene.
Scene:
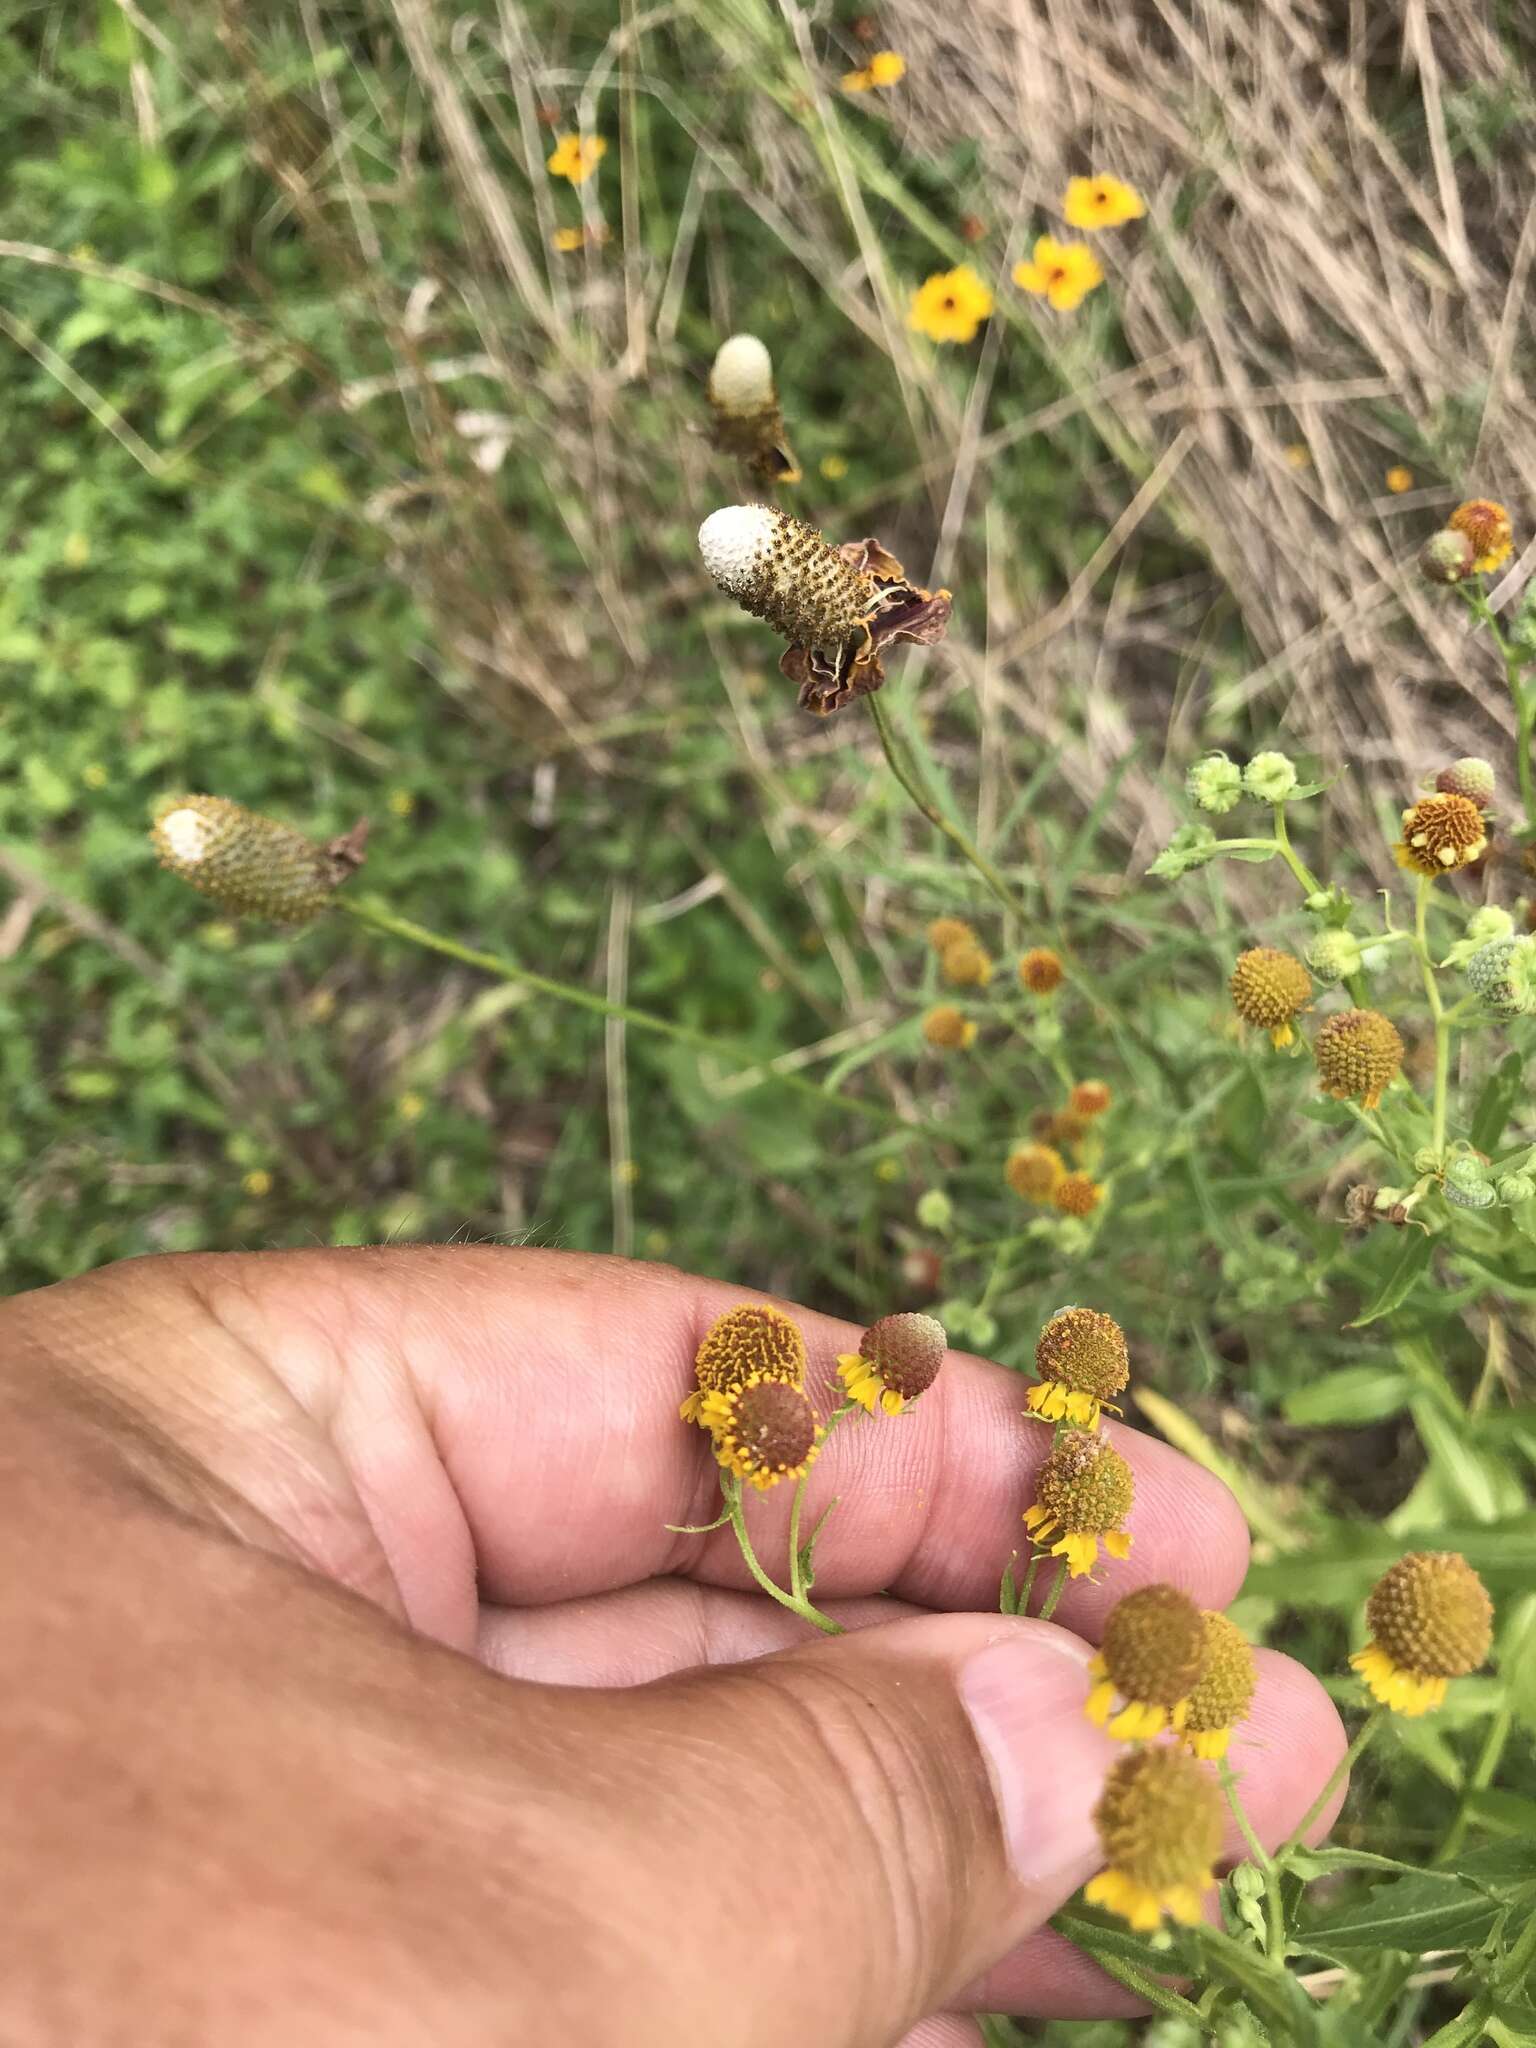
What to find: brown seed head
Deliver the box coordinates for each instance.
[151,794,349,924]
[1435,758,1495,806]
[1036,1429,1135,1536]
[1230,947,1312,1032]
[1070,1080,1112,1118]
[711,1376,819,1483]
[1035,1307,1128,1399]
[1053,1172,1103,1217]
[1314,1008,1405,1108]
[1101,1584,1207,1707]
[1093,1747,1224,1891]
[699,505,875,650]
[1398,792,1487,876]
[1366,1552,1493,1679]
[1447,499,1514,574]
[693,1303,807,1397]
[1184,1611,1258,1736]
[858,1312,947,1400]
[1006,1144,1065,1203]
[1019,947,1064,994]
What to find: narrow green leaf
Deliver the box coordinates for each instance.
[1347,1232,1435,1327]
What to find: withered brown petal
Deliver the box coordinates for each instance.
[870,587,952,653]
[836,536,908,582]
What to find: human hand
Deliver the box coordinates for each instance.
[0,1247,1346,2045]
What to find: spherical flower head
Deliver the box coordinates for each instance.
[1062,174,1146,231]
[1419,528,1477,585]
[1052,1171,1103,1217]
[1243,751,1298,803]
[908,265,993,344]
[1466,935,1536,1017]
[701,1375,822,1491]
[926,916,976,955]
[1012,236,1103,313]
[942,939,993,988]
[1314,1008,1404,1110]
[1386,465,1414,494]
[1186,752,1243,814]
[921,1004,976,1050]
[1069,1079,1112,1118]
[915,1188,953,1231]
[681,1302,807,1424]
[546,132,607,184]
[1006,1143,1065,1206]
[837,1310,946,1416]
[1397,792,1487,877]
[841,48,906,90]
[1018,947,1064,994]
[1436,758,1495,806]
[1028,1306,1128,1427]
[1448,499,1514,574]
[708,334,775,413]
[150,794,352,925]
[1352,1551,1493,1714]
[1465,904,1514,949]
[1498,1171,1536,1204]
[1086,1748,1223,1931]
[1442,1156,1496,1210]
[1087,1583,1207,1740]
[1306,929,1364,985]
[1182,1612,1258,1759]
[1024,1429,1134,1578]
[1230,947,1312,1047]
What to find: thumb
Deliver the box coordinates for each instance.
[537,1613,1117,2048]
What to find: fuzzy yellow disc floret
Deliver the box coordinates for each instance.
[1052,1172,1103,1217]
[1024,1429,1135,1577]
[1396,792,1487,877]
[1182,1611,1258,1759]
[926,916,976,954]
[1097,1584,1206,1710]
[1018,947,1064,994]
[1086,1748,1222,1931]
[1448,498,1513,574]
[1230,946,1312,1046]
[1313,1008,1405,1110]
[941,939,993,988]
[1035,1307,1128,1399]
[682,1302,807,1423]
[922,1004,976,1050]
[837,1310,947,1415]
[1006,1144,1065,1204]
[1365,1552,1492,1680]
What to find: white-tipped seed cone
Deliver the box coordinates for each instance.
[698,505,874,650]
[709,333,775,413]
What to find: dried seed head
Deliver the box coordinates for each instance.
[1052,1172,1103,1217]
[941,939,993,988]
[682,1302,807,1423]
[1367,1552,1492,1680]
[708,334,775,412]
[1036,1307,1129,1400]
[1005,1144,1065,1204]
[1087,1748,1223,1930]
[1100,1583,1207,1708]
[1314,1008,1405,1110]
[1466,936,1536,1016]
[1398,792,1487,876]
[702,1375,821,1490]
[1448,499,1514,574]
[838,1310,947,1414]
[700,506,874,651]
[1436,758,1495,806]
[921,1004,976,1050]
[1069,1079,1112,1118]
[1183,1611,1258,1758]
[926,916,976,954]
[1018,947,1064,994]
[1230,947,1312,1045]
[706,341,800,485]
[1035,1429,1134,1533]
[150,794,360,924]
[1419,527,1477,584]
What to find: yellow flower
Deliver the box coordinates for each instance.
[1052,1172,1103,1218]
[552,226,585,252]
[1395,792,1487,876]
[1447,499,1513,574]
[1018,947,1064,994]
[1086,1583,1207,1740]
[922,1004,977,1050]
[1069,1079,1112,1118]
[682,1302,807,1426]
[388,789,416,818]
[546,133,607,185]
[941,939,993,988]
[1006,1143,1065,1205]
[1012,236,1103,313]
[1386,466,1414,494]
[241,1169,273,1199]
[701,1374,822,1491]
[1229,946,1312,1048]
[1182,1611,1258,1760]
[1283,443,1311,470]
[842,49,905,90]
[1027,1305,1128,1427]
[1313,1008,1404,1112]
[836,1310,947,1415]
[1024,1429,1134,1578]
[927,915,976,954]
[819,453,849,480]
[397,1090,427,1122]
[1351,1552,1492,1716]
[1087,1748,1222,1932]
[908,265,994,344]
[1062,174,1146,231]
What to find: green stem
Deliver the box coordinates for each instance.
[788,1401,855,1604]
[1279,1707,1384,1861]
[1413,878,1452,1159]
[1221,1763,1286,1958]
[866,693,1031,923]
[1437,1705,1513,1863]
[1271,802,1323,897]
[722,1474,843,1636]
[1466,584,1536,835]
[1036,1556,1070,1622]
[336,896,907,1131]
[1054,1934,1206,2024]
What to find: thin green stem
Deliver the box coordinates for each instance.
[1413,879,1452,1159]
[1436,1704,1513,1863]
[788,1401,855,1604]
[1220,1764,1285,1958]
[1036,1556,1070,1622]
[866,693,1031,923]
[336,896,909,1131]
[1466,584,1536,835]
[1271,803,1323,897]
[1279,1707,1384,1860]
[722,1474,843,1637]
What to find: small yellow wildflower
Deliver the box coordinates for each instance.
[1351,1551,1492,1716]
[1395,792,1487,876]
[1386,466,1414,494]
[1070,1079,1112,1118]
[552,224,610,252]
[908,265,994,344]
[1314,1008,1404,1112]
[1447,499,1513,574]
[397,1090,427,1122]
[1028,1305,1128,1427]
[836,1310,946,1416]
[1006,1143,1065,1205]
[1013,236,1103,313]
[842,49,906,90]
[922,1004,977,1051]
[1087,1748,1222,1932]
[1052,1172,1103,1217]
[819,453,849,480]
[682,1302,807,1426]
[927,915,976,954]
[241,1169,273,1199]
[1018,947,1064,994]
[388,789,416,819]
[1283,444,1311,470]
[1182,1611,1258,1760]
[1087,1583,1207,1740]
[1062,174,1145,231]
[701,1374,822,1491]
[942,938,994,988]
[1229,946,1312,1048]
[1024,1429,1134,1578]
[546,133,607,185]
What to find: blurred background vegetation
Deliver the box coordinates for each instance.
[3,3,1535,2034]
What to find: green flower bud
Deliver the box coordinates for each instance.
[969,1308,998,1351]
[1467,936,1536,1017]
[915,1189,953,1232]
[1186,752,1243,815]
[1243,751,1298,803]
[1413,1147,1444,1175]
[1419,528,1476,585]
[1465,905,1514,948]
[1443,1157,1496,1210]
[1306,929,1363,983]
[1436,759,1495,807]
[1148,823,1218,878]
[1497,1172,1536,1205]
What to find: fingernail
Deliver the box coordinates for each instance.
[959,1622,1119,1890]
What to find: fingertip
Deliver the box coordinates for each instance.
[1222,1646,1351,1854]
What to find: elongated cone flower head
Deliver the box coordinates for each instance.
[151,794,365,924]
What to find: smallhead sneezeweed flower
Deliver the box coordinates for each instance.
[1419,528,1477,585]
[1187,752,1243,814]
[1086,1747,1222,1931]
[1006,1143,1065,1205]
[836,1310,946,1416]
[921,1004,976,1050]
[681,1302,808,1424]
[707,335,801,487]
[1229,946,1312,1047]
[1386,465,1413,493]
[1351,1551,1493,1715]
[546,133,607,184]
[1069,1079,1112,1118]
[1314,1008,1405,1110]
[1062,174,1146,230]
[1436,757,1495,806]
[1024,1428,1134,1577]
[698,505,952,716]
[908,265,994,343]
[1012,236,1103,312]
[942,938,994,988]
[926,916,976,954]
[151,794,368,924]
[1467,936,1536,1017]
[841,48,905,90]
[1028,1306,1128,1426]
[1396,792,1487,876]
[1087,1582,1206,1739]
[1053,1172,1104,1217]
[1182,1611,1258,1759]
[1447,498,1514,574]
[1018,947,1064,994]
[701,1375,822,1491]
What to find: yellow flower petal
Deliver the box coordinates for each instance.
[1056,1531,1101,1578]
[1105,1530,1133,1560]
[1085,1681,1116,1726]
[867,50,906,86]
[1062,174,1146,230]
